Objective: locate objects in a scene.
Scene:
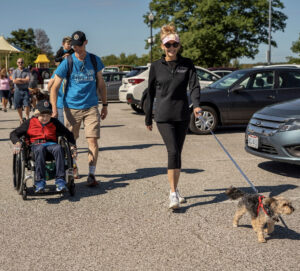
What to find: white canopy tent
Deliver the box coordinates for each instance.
[0,36,22,70]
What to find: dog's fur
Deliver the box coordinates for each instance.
[30,88,49,102]
[226,186,295,243]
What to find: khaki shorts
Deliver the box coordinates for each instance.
[64,106,100,139]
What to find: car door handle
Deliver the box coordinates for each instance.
[267,95,275,99]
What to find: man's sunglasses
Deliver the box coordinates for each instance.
[17,62,24,64]
[164,42,179,48]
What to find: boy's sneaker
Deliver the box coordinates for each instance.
[35,180,46,193]
[87,174,99,187]
[176,189,186,204]
[55,179,68,192]
[169,192,180,209]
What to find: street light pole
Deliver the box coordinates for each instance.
[267,0,272,65]
[148,12,154,63]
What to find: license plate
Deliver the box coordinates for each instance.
[248,135,259,149]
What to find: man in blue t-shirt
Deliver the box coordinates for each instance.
[50,31,108,187]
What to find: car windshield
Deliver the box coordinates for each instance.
[209,70,249,89]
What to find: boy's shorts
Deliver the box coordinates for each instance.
[64,106,100,139]
[14,89,30,108]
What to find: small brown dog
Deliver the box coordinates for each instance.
[226,186,295,243]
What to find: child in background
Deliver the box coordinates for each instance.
[55,36,74,63]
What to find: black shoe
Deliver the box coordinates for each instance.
[86,174,99,187]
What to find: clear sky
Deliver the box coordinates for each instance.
[1,0,299,64]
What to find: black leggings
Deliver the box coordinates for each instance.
[156,120,189,169]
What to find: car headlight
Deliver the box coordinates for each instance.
[278,119,300,132]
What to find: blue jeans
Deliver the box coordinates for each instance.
[14,89,30,109]
[32,144,65,182]
[57,107,64,125]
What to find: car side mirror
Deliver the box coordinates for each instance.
[212,76,218,81]
[231,85,244,92]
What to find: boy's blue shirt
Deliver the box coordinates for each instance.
[55,52,104,109]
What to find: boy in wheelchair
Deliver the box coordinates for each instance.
[10,100,76,193]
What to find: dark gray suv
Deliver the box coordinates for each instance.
[245,98,300,165]
[189,67,300,134]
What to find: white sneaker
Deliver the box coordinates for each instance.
[176,189,186,204]
[169,192,180,209]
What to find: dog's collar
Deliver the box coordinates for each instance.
[257,195,279,222]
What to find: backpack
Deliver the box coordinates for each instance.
[64,53,98,95]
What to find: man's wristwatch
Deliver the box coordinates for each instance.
[102,103,108,107]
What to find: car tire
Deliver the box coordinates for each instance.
[131,104,144,114]
[189,106,218,135]
[41,71,50,79]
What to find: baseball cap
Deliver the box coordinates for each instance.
[71,31,86,46]
[36,100,52,114]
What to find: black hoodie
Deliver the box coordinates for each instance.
[145,55,200,125]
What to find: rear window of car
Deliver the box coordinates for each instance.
[125,68,147,78]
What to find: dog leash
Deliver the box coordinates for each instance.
[196,114,288,228]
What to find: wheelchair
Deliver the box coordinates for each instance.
[13,136,75,200]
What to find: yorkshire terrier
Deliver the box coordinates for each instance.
[226,186,295,243]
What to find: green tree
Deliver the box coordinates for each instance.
[144,0,287,67]
[286,33,300,64]
[7,28,40,66]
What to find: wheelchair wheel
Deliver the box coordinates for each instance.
[13,151,26,195]
[58,137,75,196]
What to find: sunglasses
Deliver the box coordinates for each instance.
[164,42,179,48]
[17,62,24,64]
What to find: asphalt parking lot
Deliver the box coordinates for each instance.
[0,103,299,271]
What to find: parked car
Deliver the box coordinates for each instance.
[245,98,300,165]
[211,70,233,77]
[103,65,133,73]
[208,67,236,77]
[119,65,220,113]
[188,66,300,134]
[102,72,126,100]
[119,66,150,113]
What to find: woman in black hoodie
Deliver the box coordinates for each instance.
[145,24,202,210]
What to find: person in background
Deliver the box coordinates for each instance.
[50,31,108,186]
[12,58,30,124]
[8,67,14,109]
[145,24,202,210]
[55,36,74,63]
[28,65,39,110]
[0,68,11,112]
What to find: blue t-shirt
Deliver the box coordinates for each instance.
[51,72,65,109]
[55,52,104,109]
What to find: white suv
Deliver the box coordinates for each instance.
[119,65,220,113]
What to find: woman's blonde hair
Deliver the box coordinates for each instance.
[160,23,178,42]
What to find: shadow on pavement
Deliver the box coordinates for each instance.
[77,143,164,154]
[101,125,125,128]
[232,224,300,241]
[174,184,298,214]
[258,161,300,178]
[42,167,203,204]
